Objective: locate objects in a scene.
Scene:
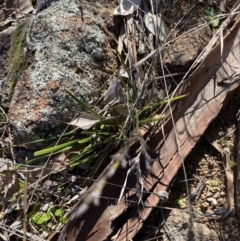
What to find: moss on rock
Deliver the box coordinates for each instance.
[8,21,28,98]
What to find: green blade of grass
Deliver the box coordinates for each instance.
[138,94,187,118]
[70,136,115,163]
[70,151,103,168]
[34,137,91,157]
[84,142,114,186]
[81,130,116,136]
[139,116,165,125]
[70,145,94,163]
[65,89,104,120]
[26,147,72,165]
[34,140,78,157]
[0,130,77,152]
[116,50,131,84]
[161,94,187,104]
[78,136,92,144]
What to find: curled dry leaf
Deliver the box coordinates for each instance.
[144,12,168,41]
[114,0,141,16]
[68,113,100,130]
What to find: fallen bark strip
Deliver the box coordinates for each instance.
[49,14,240,241]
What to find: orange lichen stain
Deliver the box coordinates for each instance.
[59,31,68,40]
[46,80,60,91]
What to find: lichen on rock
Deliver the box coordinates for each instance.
[8,0,118,148]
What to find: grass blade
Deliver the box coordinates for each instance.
[139,116,165,125]
[65,89,104,120]
[34,139,83,157]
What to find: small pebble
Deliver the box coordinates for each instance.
[206,192,213,198]
[219,191,225,197]
[207,197,218,206]
[200,202,209,209]
[157,190,169,201]
[202,217,210,222]
[206,208,214,215]
[213,192,220,198]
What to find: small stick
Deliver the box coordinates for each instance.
[190,175,206,202]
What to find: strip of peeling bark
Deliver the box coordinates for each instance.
[49,13,240,241]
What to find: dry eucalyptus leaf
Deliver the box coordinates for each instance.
[117,21,126,54]
[144,12,168,41]
[103,79,125,106]
[40,200,53,212]
[10,219,21,229]
[0,0,33,27]
[68,113,100,130]
[118,68,129,78]
[0,158,12,172]
[114,0,141,16]
[0,232,7,241]
[220,0,226,12]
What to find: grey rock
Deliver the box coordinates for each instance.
[162,209,219,241]
[8,0,117,148]
[0,24,16,107]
